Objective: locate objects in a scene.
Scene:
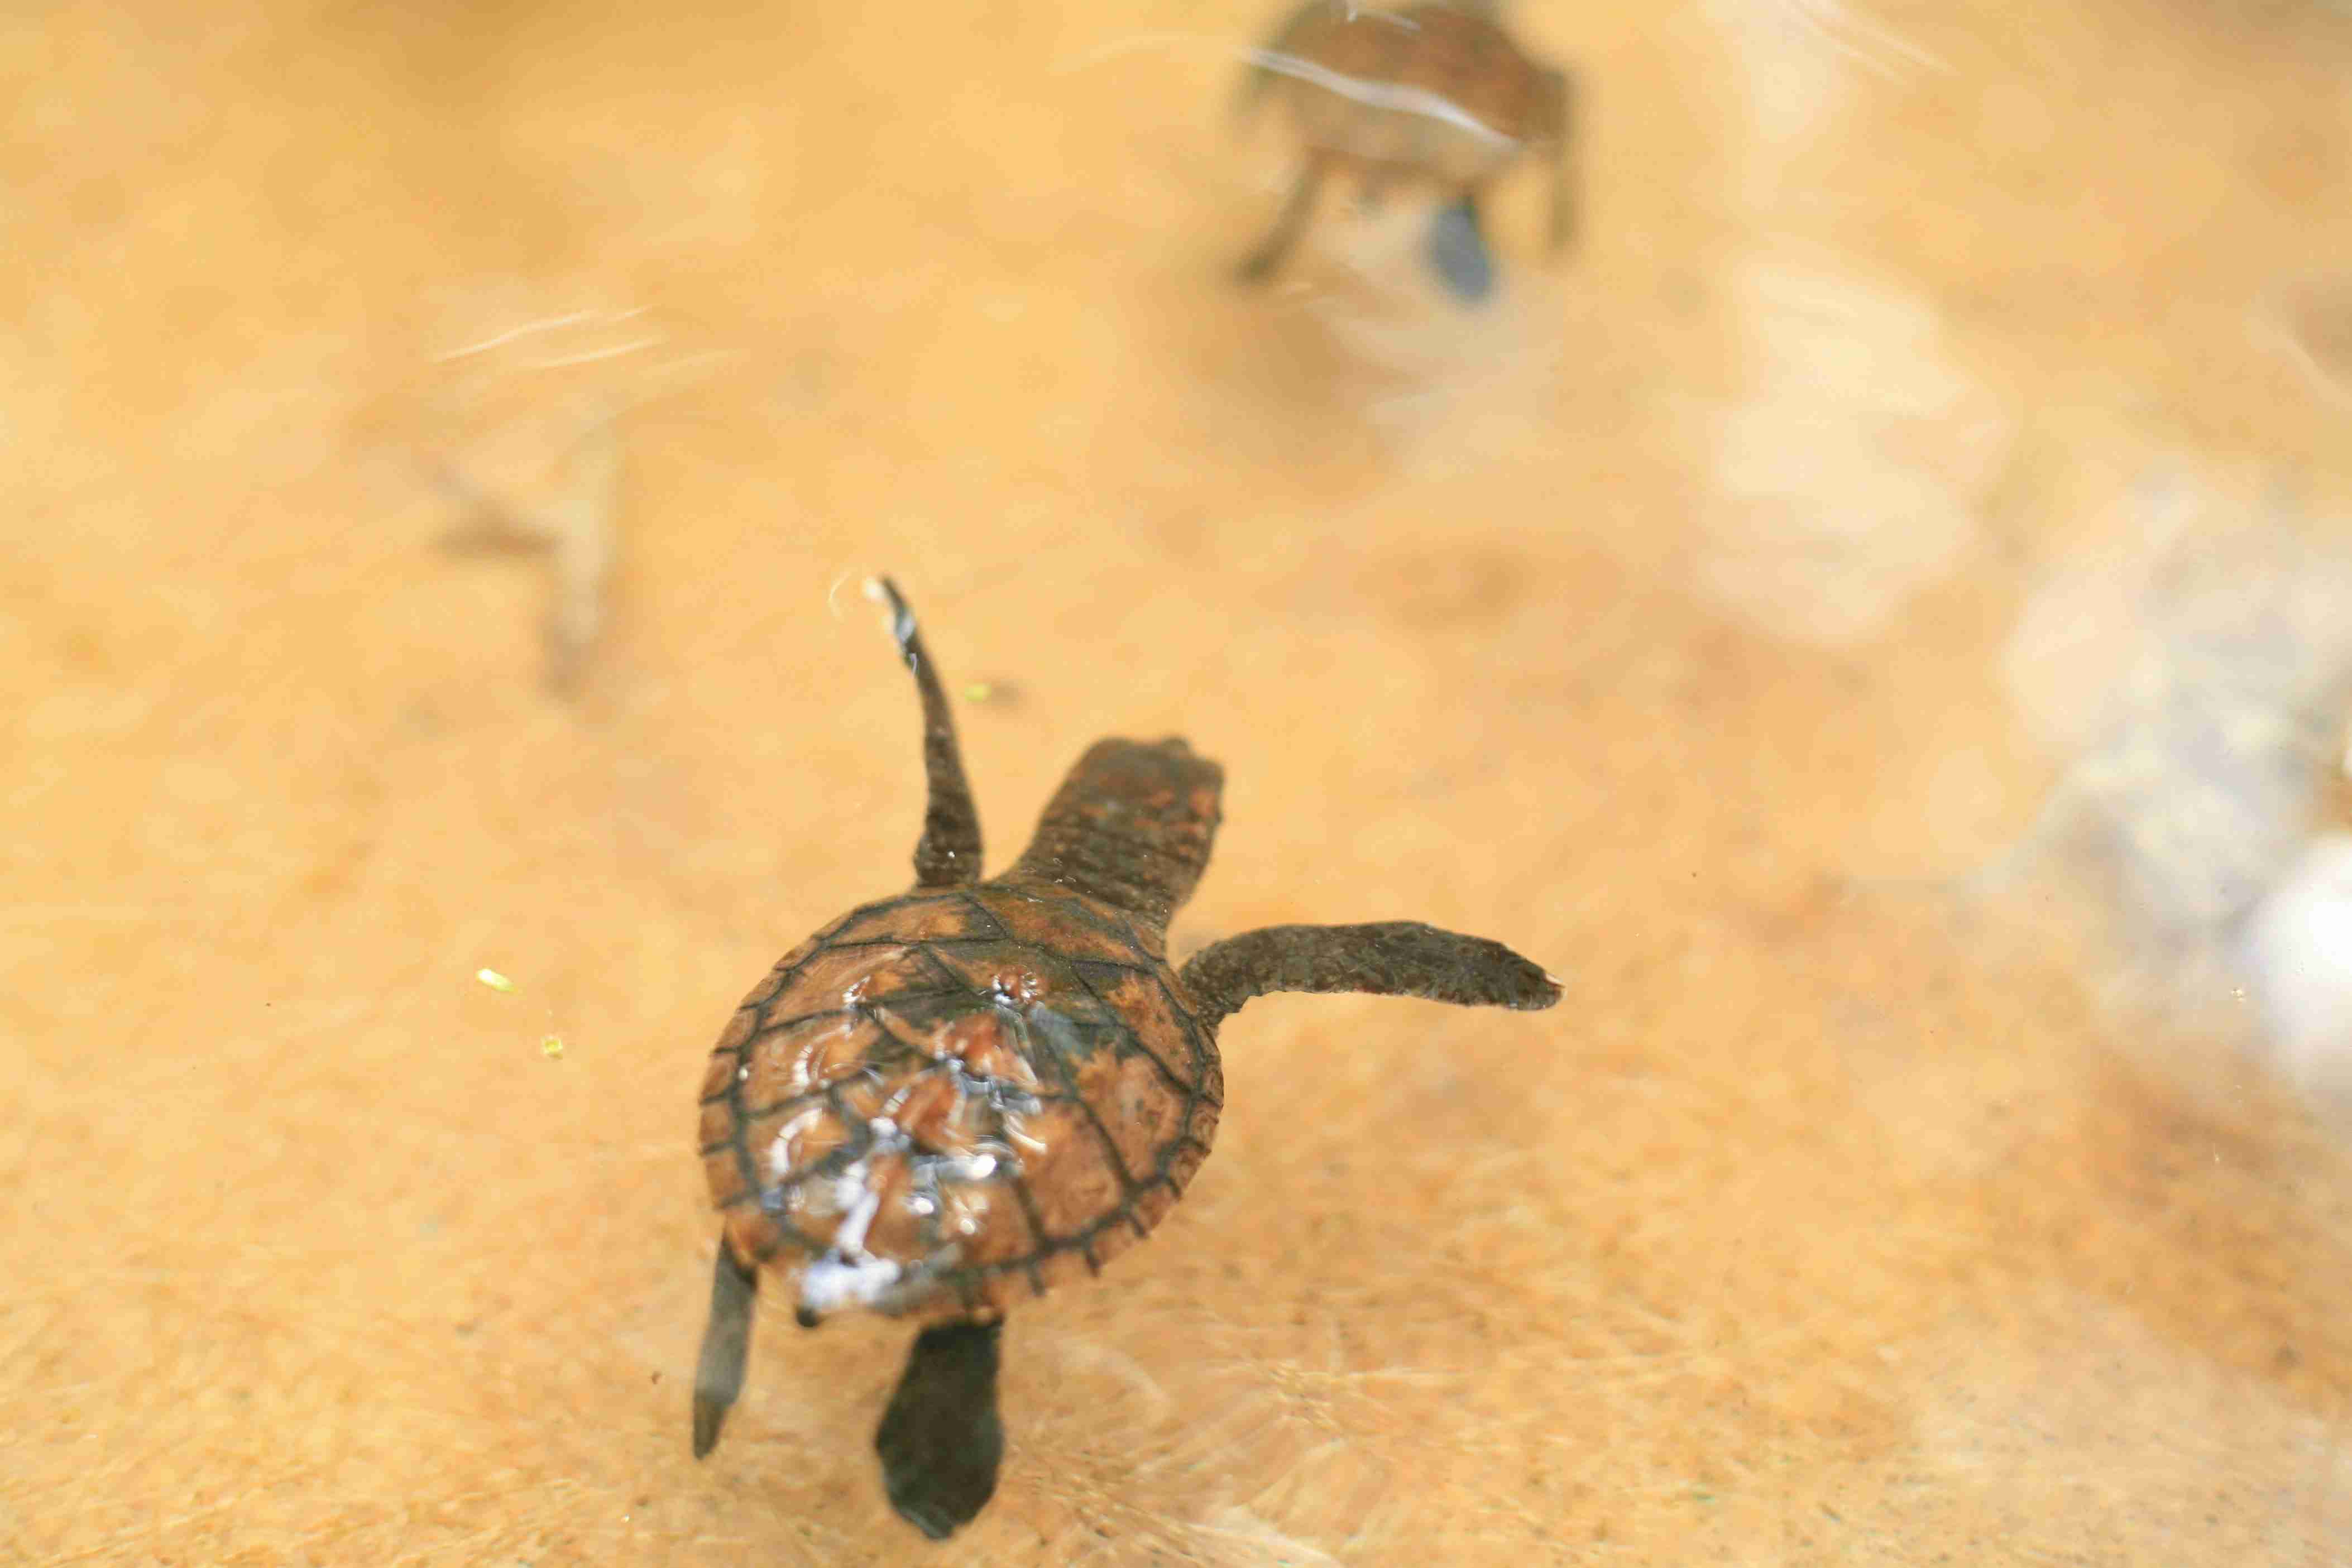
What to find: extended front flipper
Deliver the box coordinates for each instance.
[691,1239,759,1459]
[869,577,984,888]
[1178,920,1561,1032]
[874,1319,1006,1541]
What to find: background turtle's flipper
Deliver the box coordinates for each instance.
[1236,159,1325,284]
[691,1239,759,1459]
[1425,195,1496,303]
[1179,921,1561,1032]
[874,1320,1005,1541]
[870,578,984,888]
[1003,737,1224,943]
[1546,66,1577,252]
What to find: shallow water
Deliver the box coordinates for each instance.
[8,1,2352,1561]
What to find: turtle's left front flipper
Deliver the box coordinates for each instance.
[869,576,985,889]
[875,1320,1005,1541]
[691,1239,759,1459]
[1179,921,1561,1032]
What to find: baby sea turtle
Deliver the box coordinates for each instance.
[691,579,1560,1539]
[1234,1,1575,301]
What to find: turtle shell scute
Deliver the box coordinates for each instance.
[1261,3,1558,188]
[698,886,1224,1323]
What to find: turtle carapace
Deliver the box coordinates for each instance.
[691,578,1560,1539]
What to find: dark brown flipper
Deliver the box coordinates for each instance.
[871,578,984,889]
[1236,157,1326,284]
[691,1239,759,1459]
[875,1320,1005,1541]
[1177,920,1561,1033]
[1001,737,1224,945]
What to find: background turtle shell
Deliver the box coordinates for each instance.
[1259,3,1558,189]
[697,883,1224,1324]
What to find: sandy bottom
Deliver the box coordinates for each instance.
[9,1,2352,1562]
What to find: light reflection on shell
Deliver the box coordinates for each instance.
[697,885,1223,1325]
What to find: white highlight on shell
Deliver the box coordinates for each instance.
[785,1116,997,1320]
[931,1150,998,1184]
[1243,47,1521,157]
[764,1107,830,1182]
[794,1150,905,1318]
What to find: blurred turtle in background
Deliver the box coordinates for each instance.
[1234,1,1575,301]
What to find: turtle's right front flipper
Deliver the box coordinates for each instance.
[1179,920,1561,1032]
[875,1319,1005,1540]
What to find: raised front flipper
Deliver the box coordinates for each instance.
[1002,737,1224,947]
[875,1320,1006,1541]
[691,1238,759,1459]
[870,577,984,888]
[1178,920,1560,1032]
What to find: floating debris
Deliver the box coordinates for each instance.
[476,967,516,994]
[541,1034,566,1059]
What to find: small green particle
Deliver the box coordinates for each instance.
[540,1034,564,1059]
[476,967,516,993]
[962,681,995,702]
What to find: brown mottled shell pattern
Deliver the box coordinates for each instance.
[698,883,1223,1324]
[688,580,1560,1542]
[1261,3,1558,188]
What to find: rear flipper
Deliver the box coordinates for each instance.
[1425,194,1496,304]
[691,1240,759,1459]
[875,1320,1006,1541]
[1179,920,1560,1032]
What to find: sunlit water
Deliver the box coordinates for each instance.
[8,1,2352,1561]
